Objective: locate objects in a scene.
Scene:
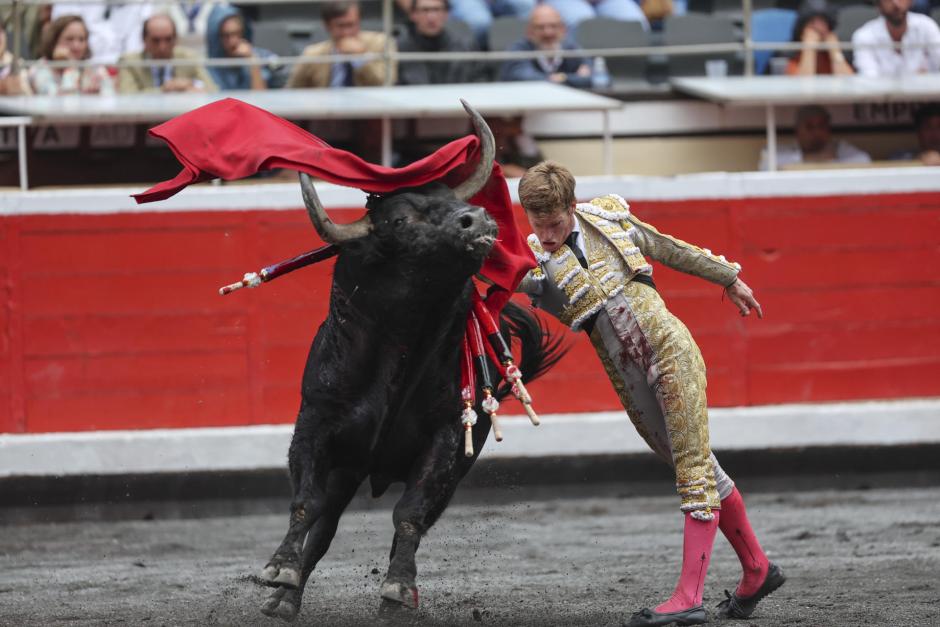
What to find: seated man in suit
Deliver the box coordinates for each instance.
[288,0,396,88]
[498,4,591,88]
[117,13,217,93]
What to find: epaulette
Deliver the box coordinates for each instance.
[527,233,551,263]
[579,194,631,222]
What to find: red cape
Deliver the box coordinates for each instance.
[134,98,534,312]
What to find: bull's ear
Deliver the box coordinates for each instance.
[300,173,372,244]
[452,100,495,202]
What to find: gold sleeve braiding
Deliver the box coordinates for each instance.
[624,214,741,286]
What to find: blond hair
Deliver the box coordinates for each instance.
[518,160,576,215]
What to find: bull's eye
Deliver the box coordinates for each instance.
[393,217,405,228]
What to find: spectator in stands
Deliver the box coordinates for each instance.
[30,15,115,95]
[163,1,224,51]
[759,105,871,170]
[52,2,152,64]
[288,1,396,88]
[397,0,485,84]
[0,3,51,60]
[0,27,31,95]
[892,103,940,164]
[448,0,535,46]
[544,0,650,33]
[851,0,940,76]
[787,0,854,75]
[490,115,544,177]
[117,14,217,93]
[499,4,592,87]
[206,5,286,90]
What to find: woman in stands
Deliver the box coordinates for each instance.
[205,5,287,91]
[30,15,114,95]
[786,0,854,75]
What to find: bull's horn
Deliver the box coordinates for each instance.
[451,99,495,202]
[299,172,372,244]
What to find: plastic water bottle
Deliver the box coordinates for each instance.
[591,56,611,89]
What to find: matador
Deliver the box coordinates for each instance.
[516,161,785,626]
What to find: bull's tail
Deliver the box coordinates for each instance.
[494,301,569,402]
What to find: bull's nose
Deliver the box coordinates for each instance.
[458,206,486,230]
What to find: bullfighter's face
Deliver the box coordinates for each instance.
[525,202,576,253]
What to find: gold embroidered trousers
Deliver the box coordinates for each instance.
[589,281,734,519]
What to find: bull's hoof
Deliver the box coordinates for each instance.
[377,597,419,624]
[261,586,301,622]
[260,561,301,589]
[380,580,419,609]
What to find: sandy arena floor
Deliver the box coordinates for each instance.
[1,486,939,626]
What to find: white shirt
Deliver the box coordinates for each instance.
[851,13,940,77]
[52,3,154,65]
[758,140,872,171]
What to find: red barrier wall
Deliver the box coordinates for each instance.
[2,192,939,434]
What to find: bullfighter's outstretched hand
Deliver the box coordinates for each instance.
[725,278,763,318]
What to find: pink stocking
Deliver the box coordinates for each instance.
[718,487,770,597]
[654,511,719,613]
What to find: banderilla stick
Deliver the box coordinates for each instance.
[459,336,478,457]
[467,313,502,441]
[471,292,540,426]
[218,244,339,295]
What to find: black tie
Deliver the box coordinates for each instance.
[343,62,355,86]
[564,231,588,269]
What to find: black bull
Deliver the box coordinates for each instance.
[258,104,564,621]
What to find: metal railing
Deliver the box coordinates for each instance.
[2,0,934,87]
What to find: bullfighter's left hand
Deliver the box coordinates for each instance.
[725,278,763,318]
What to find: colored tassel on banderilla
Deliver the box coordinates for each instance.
[459,293,541,457]
[471,291,539,426]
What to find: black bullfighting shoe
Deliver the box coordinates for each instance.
[622,605,707,626]
[716,561,787,619]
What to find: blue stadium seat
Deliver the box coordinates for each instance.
[751,8,797,75]
[662,14,739,77]
[576,18,650,82]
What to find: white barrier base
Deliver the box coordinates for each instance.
[1,399,938,478]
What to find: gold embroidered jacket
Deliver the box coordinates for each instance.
[519,194,741,330]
